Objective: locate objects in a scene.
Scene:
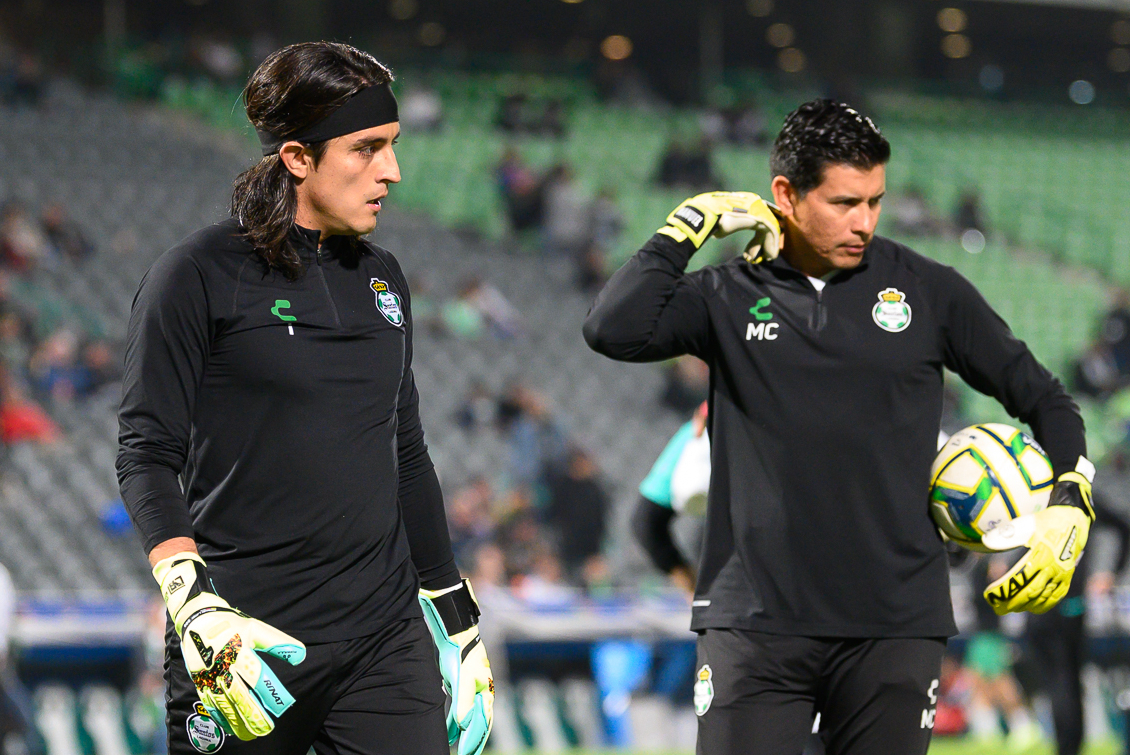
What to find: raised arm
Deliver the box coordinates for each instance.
[583,191,780,363]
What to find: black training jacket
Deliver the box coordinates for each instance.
[584,233,1085,638]
[117,220,458,644]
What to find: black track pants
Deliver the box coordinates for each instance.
[695,629,945,755]
[165,617,448,755]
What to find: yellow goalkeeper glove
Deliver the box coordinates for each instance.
[657,191,781,262]
[419,580,493,755]
[982,459,1096,615]
[154,553,306,741]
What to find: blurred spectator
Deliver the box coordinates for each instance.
[655,136,718,190]
[729,101,769,147]
[697,107,727,145]
[590,186,624,252]
[965,554,1042,747]
[576,246,608,295]
[1072,292,1130,397]
[660,355,710,414]
[399,82,444,133]
[1099,289,1130,374]
[538,99,566,138]
[8,51,43,108]
[0,309,31,380]
[496,93,527,133]
[888,186,942,238]
[954,189,987,235]
[440,281,487,340]
[471,541,508,593]
[82,339,122,394]
[514,546,577,607]
[496,94,567,137]
[542,164,590,258]
[29,327,89,402]
[460,277,522,338]
[41,203,95,262]
[0,364,59,444]
[1,201,51,271]
[595,60,658,107]
[1072,341,1120,398]
[455,381,496,432]
[496,147,544,232]
[447,477,497,566]
[498,500,541,578]
[188,33,243,84]
[497,384,568,487]
[933,655,973,736]
[545,448,610,581]
[1026,494,1130,755]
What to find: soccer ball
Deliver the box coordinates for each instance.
[929,423,1054,552]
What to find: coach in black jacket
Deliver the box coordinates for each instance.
[583,100,1093,755]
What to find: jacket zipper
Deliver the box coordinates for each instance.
[810,285,827,332]
[314,247,342,327]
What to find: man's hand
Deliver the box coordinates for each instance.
[419,580,494,755]
[657,191,781,262]
[154,553,306,740]
[982,461,1096,615]
[670,565,696,596]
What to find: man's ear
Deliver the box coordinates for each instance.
[278,142,311,179]
[770,175,797,218]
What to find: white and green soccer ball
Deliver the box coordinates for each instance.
[929,423,1054,552]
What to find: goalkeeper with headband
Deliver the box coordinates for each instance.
[583,99,1091,755]
[117,42,492,755]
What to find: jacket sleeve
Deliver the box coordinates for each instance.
[116,251,212,554]
[583,233,711,362]
[938,266,1086,477]
[394,272,460,591]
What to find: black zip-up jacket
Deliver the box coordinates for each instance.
[584,232,1085,638]
[117,220,459,643]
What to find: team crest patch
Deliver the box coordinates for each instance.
[187,703,225,753]
[872,287,912,332]
[370,278,404,326]
[694,665,715,716]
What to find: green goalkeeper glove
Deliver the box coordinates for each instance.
[657,191,781,262]
[419,580,493,755]
[154,552,306,740]
[982,459,1096,615]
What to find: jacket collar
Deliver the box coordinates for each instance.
[288,224,360,261]
[759,242,872,283]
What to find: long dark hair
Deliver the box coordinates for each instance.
[231,42,393,280]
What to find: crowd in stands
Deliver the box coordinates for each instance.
[1074,291,1130,400]
[496,93,568,138]
[449,381,612,603]
[495,150,621,292]
[0,199,117,448]
[410,274,524,340]
[655,136,721,190]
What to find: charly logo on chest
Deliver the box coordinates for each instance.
[369,278,404,326]
[872,287,912,332]
[745,296,778,341]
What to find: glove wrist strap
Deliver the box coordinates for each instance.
[153,552,217,623]
[423,579,481,635]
